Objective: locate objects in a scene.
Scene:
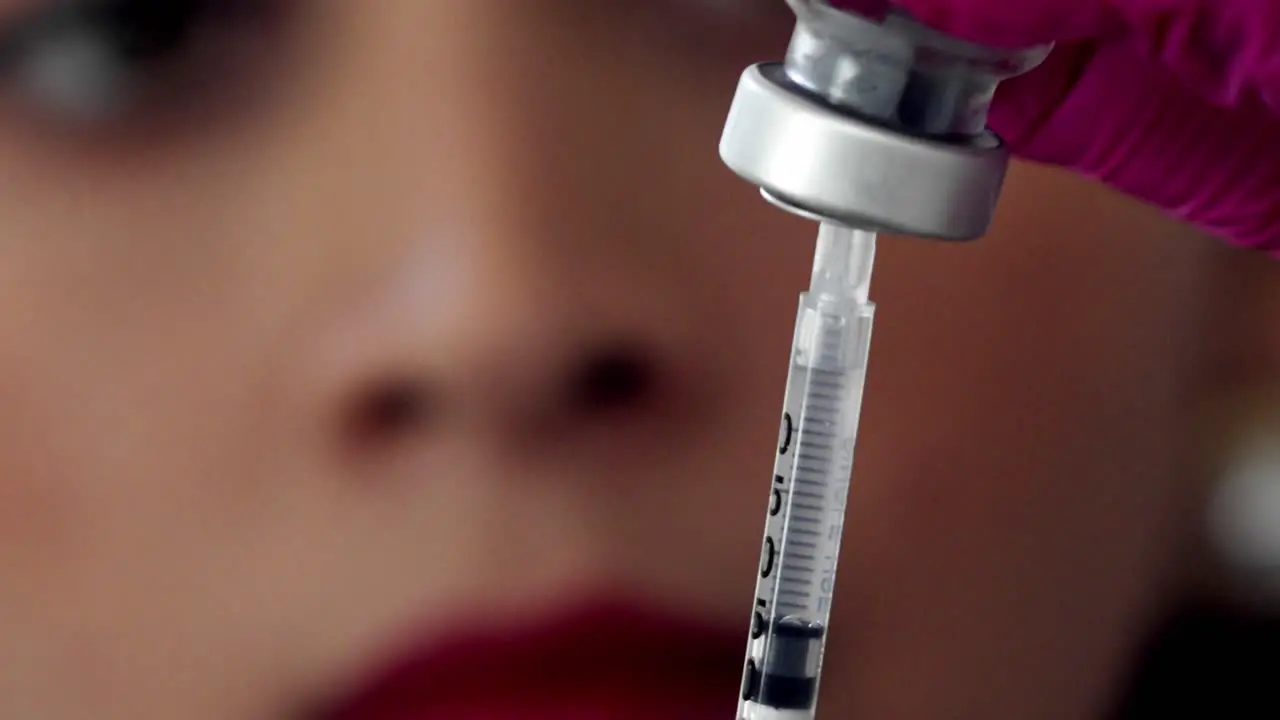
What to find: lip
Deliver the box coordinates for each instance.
[321,599,746,720]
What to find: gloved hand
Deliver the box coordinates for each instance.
[837,0,1280,254]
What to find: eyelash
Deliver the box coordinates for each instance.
[0,0,283,133]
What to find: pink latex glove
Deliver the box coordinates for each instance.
[837,0,1280,255]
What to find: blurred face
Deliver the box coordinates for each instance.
[0,1,1244,719]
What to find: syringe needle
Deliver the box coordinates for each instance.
[810,224,876,302]
[738,223,877,720]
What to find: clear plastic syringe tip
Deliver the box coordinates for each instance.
[809,223,877,304]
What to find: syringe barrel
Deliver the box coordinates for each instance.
[739,291,874,720]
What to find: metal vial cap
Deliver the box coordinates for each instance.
[719,1,1050,240]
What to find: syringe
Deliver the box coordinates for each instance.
[719,2,1051,718]
[739,223,876,720]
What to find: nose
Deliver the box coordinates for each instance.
[291,8,704,460]
[315,238,693,455]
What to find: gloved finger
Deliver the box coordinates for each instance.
[817,0,1280,251]
[990,40,1280,253]
[883,0,1118,46]
[894,0,1280,111]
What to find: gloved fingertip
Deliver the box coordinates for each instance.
[891,0,1118,48]
[1010,43,1280,255]
[985,44,1098,163]
[825,0,892,19]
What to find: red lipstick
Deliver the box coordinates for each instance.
[322,600,745,720]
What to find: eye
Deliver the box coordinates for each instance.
[0,0,286,132]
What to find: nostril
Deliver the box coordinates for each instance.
[346,380,433,447]
[570,347,656,416]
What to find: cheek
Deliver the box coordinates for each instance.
[0,264,268,587]
[0,154,308,703]
[819,165,1214,716]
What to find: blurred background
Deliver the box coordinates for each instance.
[0,3,1276,719]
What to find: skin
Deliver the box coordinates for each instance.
[0,1,1271,718]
